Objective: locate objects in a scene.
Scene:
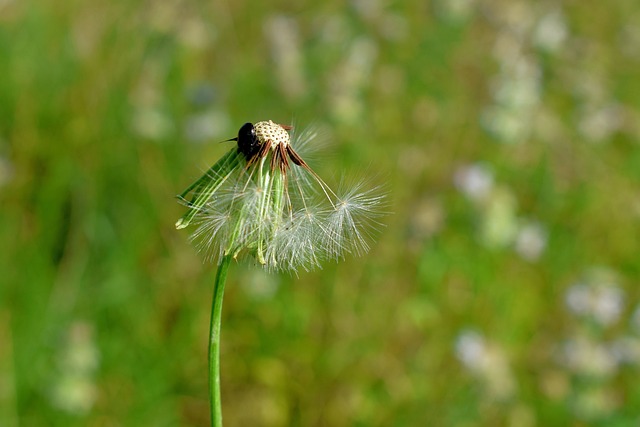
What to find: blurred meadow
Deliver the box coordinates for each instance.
[2,0,640,425]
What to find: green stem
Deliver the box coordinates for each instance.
[209,254,232,427]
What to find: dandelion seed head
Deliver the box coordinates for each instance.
[176,120,386,272]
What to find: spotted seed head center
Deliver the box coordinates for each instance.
[254,120,290,149]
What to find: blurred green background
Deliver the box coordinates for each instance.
[2,0,640,425]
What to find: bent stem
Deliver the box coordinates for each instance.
[209,254,232,427]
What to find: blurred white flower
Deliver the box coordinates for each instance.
[565,281,624,327]
[328,37,378,124]
[131,107,174,141]
[481,106,533,143]
[593,285,625,326]
[514,221,547,261]
[479,187,519,249]
[561,337,618,378]
[454,163,494,202]
[351,0,383,21]
[565,283,590,315]
[49,322,99,415]
[481,1,556,145]
[455,329,486,371]
[482,57,541,144]
[265,15,307,101]
[184,109,231,143]
[609,336,640,365]
[434,0,476,22]
[578,103,623,144]
[533,9,568,53]
[494,59,541,109]
[0,153,14,188]
[455,330,516,400]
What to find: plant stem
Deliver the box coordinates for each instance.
[209,254,232,427]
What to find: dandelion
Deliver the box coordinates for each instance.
[177,120,384,269]
[176,120,384,426]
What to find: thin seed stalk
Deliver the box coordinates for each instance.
[209,254,232,427]
[227,202,248,259]
[256,157,273,264]
[176,150,242,229]
[268,169,285,265]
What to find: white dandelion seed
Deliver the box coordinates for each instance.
[176,120,385,271]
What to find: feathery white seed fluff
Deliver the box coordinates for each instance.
[177,121,384,271]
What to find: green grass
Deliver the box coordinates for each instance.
[2,0,640,426]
